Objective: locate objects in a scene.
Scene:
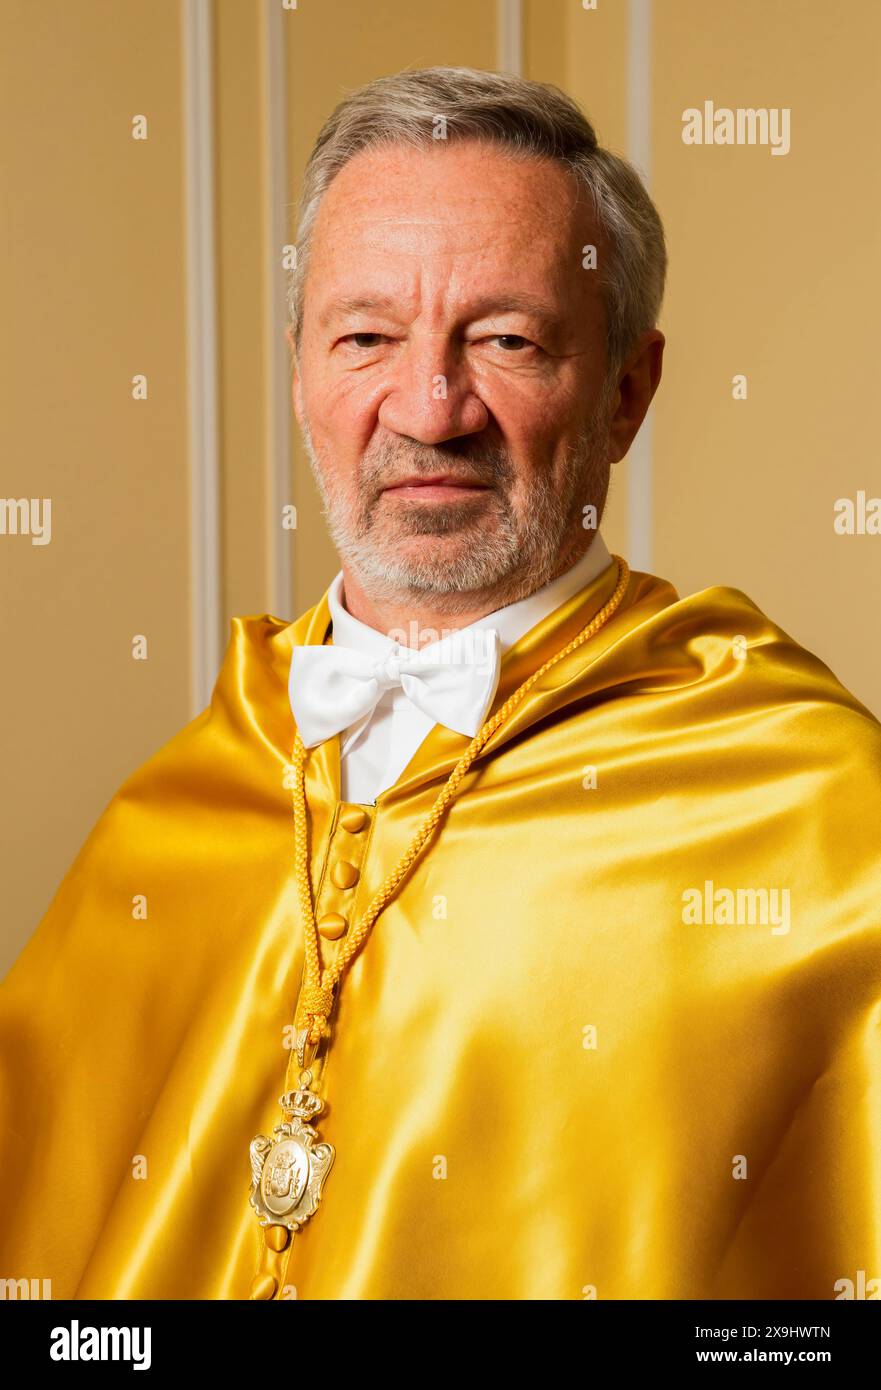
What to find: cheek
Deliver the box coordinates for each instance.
[302,369,381,450]
[474,366,586,440]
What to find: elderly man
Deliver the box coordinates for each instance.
[1,67,879,1303]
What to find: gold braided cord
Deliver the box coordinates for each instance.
[291,554,631,1044]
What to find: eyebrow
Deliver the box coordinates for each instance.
[319,291,561,328]
[319,296,397,326]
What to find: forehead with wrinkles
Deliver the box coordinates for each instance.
[302,140,606,335]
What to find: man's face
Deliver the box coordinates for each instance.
[292,138,615,605]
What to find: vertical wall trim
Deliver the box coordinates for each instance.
[626,0,654,572]
[497,0,524,76]
[261,0,293,619]
[183,0,222,714]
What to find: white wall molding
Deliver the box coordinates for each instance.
[626,0,654,572]
[261,0,293,620]
[183,0,222,714]
[497,0,523,76]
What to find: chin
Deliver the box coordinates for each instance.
[385,532,480,564]
[357,535,466,579]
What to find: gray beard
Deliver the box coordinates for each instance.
[299,392,613,613]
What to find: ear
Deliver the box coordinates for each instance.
[285,325,304,427]
[607,329,665,465]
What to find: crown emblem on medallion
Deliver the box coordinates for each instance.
[280,1086,324,1121]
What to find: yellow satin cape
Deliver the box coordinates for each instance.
[1,559,880,1300]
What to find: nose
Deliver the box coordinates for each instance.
[377,335,489,444]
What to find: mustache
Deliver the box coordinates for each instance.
[360,440,513,492]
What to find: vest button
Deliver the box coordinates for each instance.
[317,912,347,940]
[339,807,368,832]
[249,1273,277,1300]
[331,860,359,889]
[264,1224,290,1252]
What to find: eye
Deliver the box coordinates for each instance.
[491,334,533,351]
[341,332,388,349]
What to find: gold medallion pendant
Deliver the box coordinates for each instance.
[249,1073,334,1232]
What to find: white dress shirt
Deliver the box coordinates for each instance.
[322,532,614,806]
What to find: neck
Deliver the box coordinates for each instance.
[339,535,593,642]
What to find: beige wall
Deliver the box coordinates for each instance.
[2,0,879,973]
[650,0,881,720]
[1,0,191,973]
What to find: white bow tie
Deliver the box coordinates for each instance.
[289,628,502,749]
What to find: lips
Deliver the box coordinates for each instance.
[382,475,490,492]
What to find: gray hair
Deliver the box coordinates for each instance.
[287,66,666,382]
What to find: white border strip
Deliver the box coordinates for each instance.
[262,0,292,619]
[626,0,654,572]
[497,0,523,77]
[183,0,221,714]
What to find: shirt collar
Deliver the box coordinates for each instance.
[326,531,613,656]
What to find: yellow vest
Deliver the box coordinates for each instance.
[2,561,880,1299]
